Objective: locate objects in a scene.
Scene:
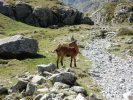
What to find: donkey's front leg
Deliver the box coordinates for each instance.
[70,57,73,67]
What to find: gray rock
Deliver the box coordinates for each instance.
[34,94,43,100]
[22,83,36,97]
[31,75,45,85]
[24,13,40,27]
[81,17,94,25]
[125,38,133,44]
[0,86,8,95]
[71,86,86,94]
[89,93,97,100]
[75,93,87,100]
[128,12,133,23]
[37,88,49,93]
[123,91,133,100]
[40,94,52,100]
[15,2,32,20]
[68,35,75,42]
[54,82,70,89]
[0,35,38,59]
[56,6,82,25]
[9,80,28,93]
[49,72,77,85]
[37,63,56,74]
[5,95,13,100]
[114,3,133,23]
[63,95,76,100]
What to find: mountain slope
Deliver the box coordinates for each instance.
[59,0,120,12]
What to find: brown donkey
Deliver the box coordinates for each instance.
[55,40,79,68]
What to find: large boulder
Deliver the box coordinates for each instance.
[0,35,38,59]
[24,13,40,27]
[14,2,33,21]
[49,72,77,85]
[0,2,15,19]
[54,6,82,25]
[33,7,58,27]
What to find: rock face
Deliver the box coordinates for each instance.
[90,2,133,25]
[55,6,82,25]
[33,7,58,27]
[113,3,133,24]
[0,35,38,59]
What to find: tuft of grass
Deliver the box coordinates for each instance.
[102,2,117,22]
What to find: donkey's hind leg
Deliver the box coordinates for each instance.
[57,56,60,68]
[74,57,77,67]
[60,56,64,67]
[70,57,73,67]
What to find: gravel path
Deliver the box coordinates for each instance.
[82,38,133,100]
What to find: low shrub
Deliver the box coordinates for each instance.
[117,27,133,36]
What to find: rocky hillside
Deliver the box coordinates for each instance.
[0,0,94,28]
[60,0,133,25]
[90,2,133,24]
[59,0,119,12]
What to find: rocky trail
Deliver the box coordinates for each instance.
[82,36,133,100]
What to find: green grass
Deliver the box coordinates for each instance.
[0,13,103,98]
[5,0,58,8]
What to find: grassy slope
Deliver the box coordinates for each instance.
[0,14,102,98]
[5,0,58,8]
